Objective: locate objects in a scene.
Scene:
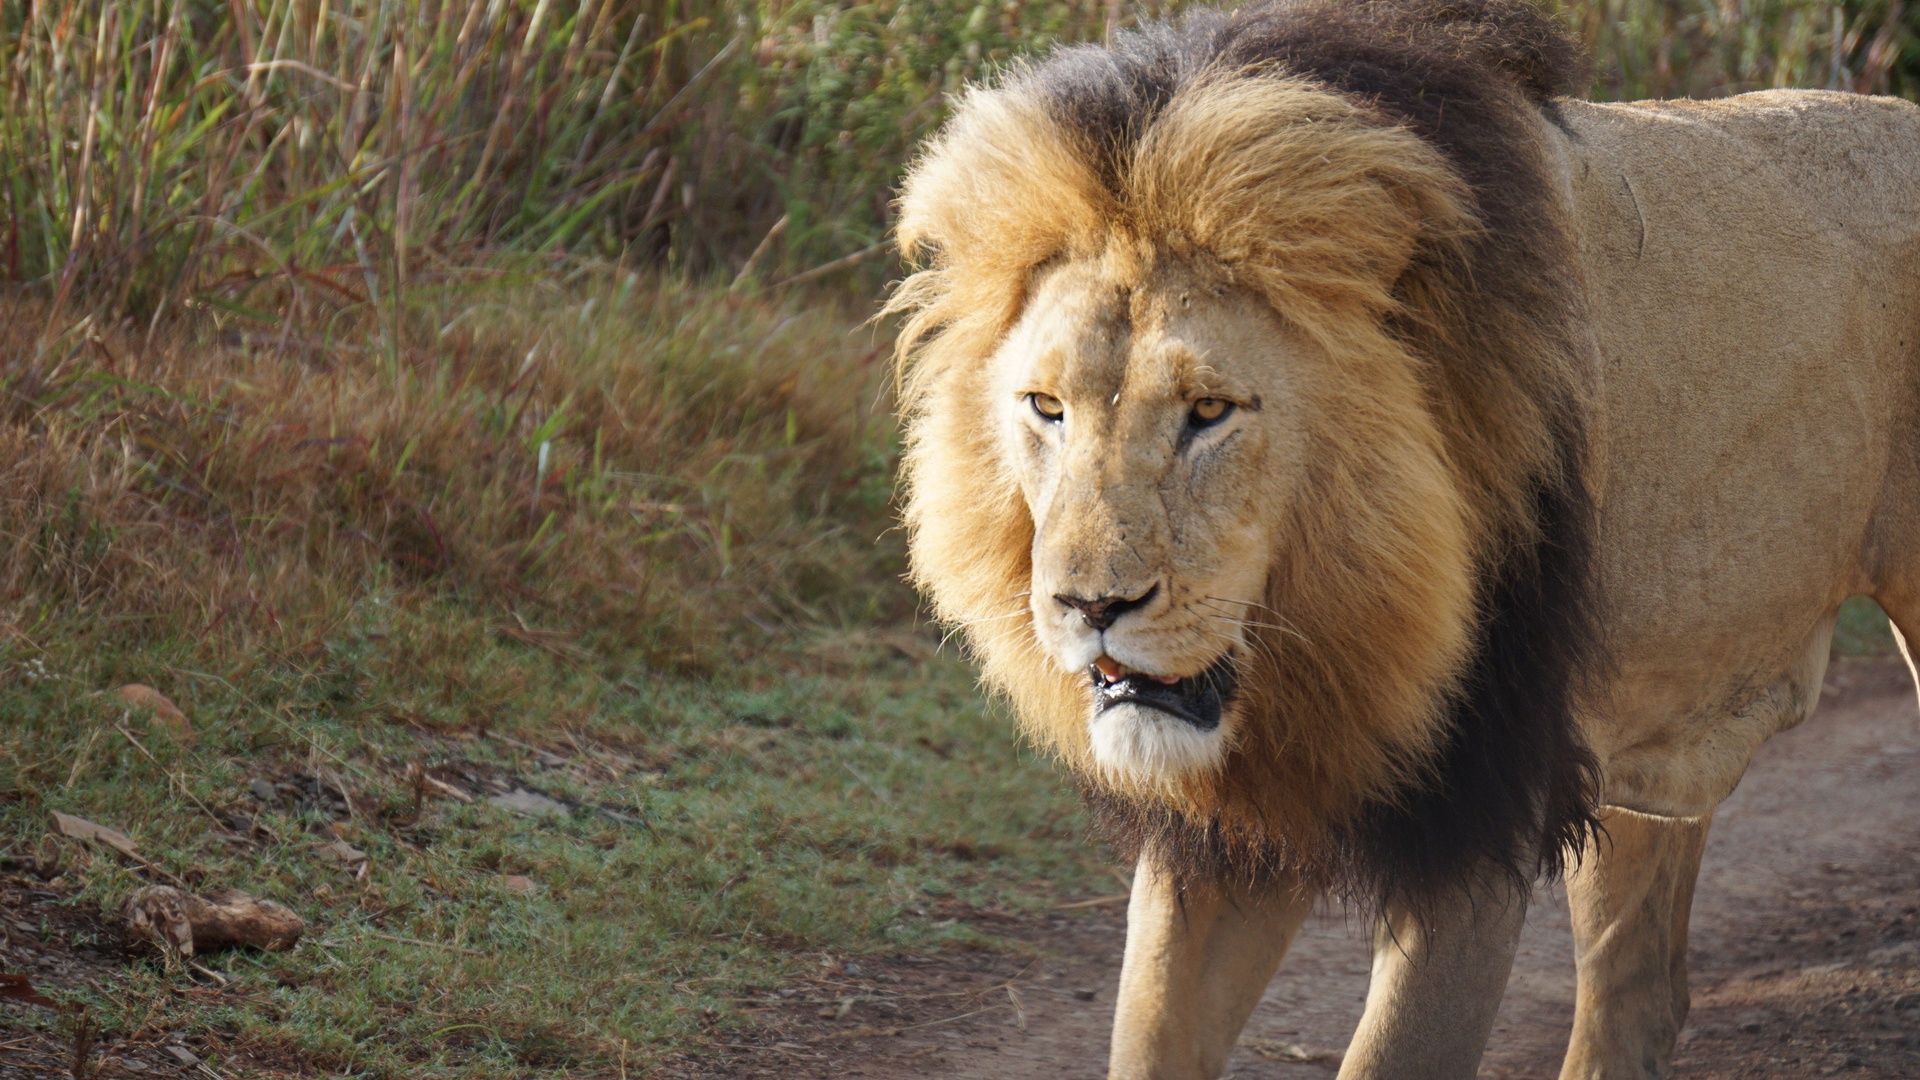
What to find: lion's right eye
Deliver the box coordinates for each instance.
[1189,397,1234,428]
[1029,393,1065,421]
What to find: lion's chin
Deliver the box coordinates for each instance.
[1088,702,1230,787]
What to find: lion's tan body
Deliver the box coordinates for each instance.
[1557,92,1920,817]
[891,6,1920,1076]
[1546,93,1920,1077]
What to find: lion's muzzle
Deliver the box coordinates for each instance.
[1090,656,1236,731]
[1084,654,1239,785]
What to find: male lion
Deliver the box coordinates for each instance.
[888,0,1920,1075]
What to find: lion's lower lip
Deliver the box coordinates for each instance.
[1089,657,1237,731]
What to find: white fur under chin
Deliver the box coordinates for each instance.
[1088,702,1228,787]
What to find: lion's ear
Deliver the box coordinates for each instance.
[896,88,1115,286]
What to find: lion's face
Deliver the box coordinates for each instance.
[990,259,1310,784]
[893,72,1503,830]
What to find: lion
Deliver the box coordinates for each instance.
[885,0,1920,1076]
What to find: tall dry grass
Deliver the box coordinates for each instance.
[1574,0,1917,99]
[0,278,898,669]
[2,0,1912,337]
[0,0,1114,335]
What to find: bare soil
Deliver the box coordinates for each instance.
[703,657,1920,1079]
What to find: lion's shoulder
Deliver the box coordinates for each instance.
[1557,92,1920,239]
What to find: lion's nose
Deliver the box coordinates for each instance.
[1054,584,1159,631]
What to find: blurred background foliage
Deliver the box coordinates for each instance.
[2,0,1915,331]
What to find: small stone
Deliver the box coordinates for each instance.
[1073,988,1097,1001]
[317,839,369,868]
[163,1045,200,1066]
[249,779,277,803]
[503,875,537,895]
[116,684,191,742]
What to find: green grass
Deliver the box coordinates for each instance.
[1834,595,1900,658]
[3,591,1110,1077]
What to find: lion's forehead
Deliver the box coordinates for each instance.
[998,263,1277,404]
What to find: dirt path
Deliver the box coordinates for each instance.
[710,657,1920,1079]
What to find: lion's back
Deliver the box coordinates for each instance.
[1556,90,1920,817]
[1564,91,1920,246]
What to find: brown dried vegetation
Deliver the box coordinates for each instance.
[0,280,899,673]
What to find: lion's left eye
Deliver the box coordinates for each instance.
[1189,398,1233,427]
[1029,393,1066,421]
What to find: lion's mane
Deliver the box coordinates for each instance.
[890,0,1602,903]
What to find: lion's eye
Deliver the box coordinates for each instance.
[1190,398,1233,427]
[1029,393,1065,421]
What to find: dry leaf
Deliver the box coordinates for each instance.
[115,684,192,741]
[50,811,139,858]
[0,973,57,1008]
[317,839,369,867]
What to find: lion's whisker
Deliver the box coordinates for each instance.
[1200,595,1292,620]
[1202,612,1314,648]
[1204,628,1281,668]
[1201,595,1292,619]
[950,609,1029,628]
[1207,614,1309,638]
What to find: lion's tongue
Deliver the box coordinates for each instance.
[1094,656,1179,685]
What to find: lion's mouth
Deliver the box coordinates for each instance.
[1089,655,1238,731]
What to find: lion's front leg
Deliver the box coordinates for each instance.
[1559,808,1711,1080]
[1108,855,1313,1080]
[1337,877,1530,1080]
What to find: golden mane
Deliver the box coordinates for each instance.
[889,0,1599,898]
